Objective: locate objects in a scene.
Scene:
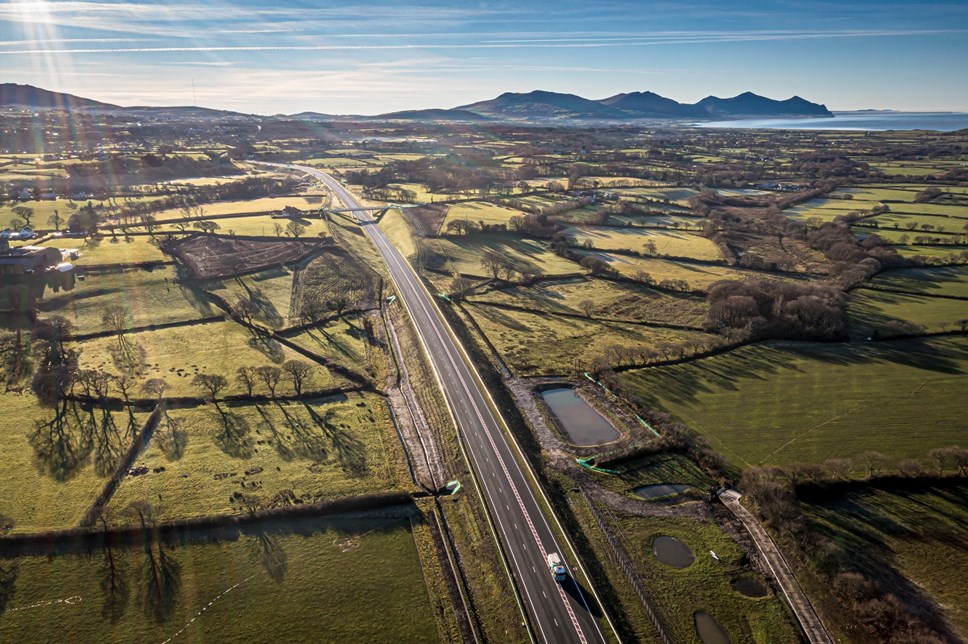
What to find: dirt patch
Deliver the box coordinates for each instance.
[169,234,325,279]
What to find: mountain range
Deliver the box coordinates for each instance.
[0,83,833,122]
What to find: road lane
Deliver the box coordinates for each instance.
[266,163,611,644]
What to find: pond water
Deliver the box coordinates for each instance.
[540,387,619,446]
[634,483,692,499]
[651,535,694,568]
[732,577,769,598]
[694,611,732,644]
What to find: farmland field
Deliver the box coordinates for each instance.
[565,225,724,260]
[468,277,708,326]
[108,393,401,522]
[616,337,968,468]
[462,302,716,376]
[804,485,968,640]
[74,321,347,397]
[427,233,579,276]
[0,516,438,643]
[848,288,968,337]
[869,266,968,298]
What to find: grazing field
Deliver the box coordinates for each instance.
[869,266,968,298]
[37,266,215,334]
[74,321,345,397]
[462,302,716,376]
[108,393,400,522]
[159,213,327,238]
[608,511,799,643]
[441,201,527,229]
[804,485,968,641]
[566,225,723,261]
[617,337,968,468]
[38,235,168,265]
[428,233,579,276]
[0,516,438,643]
[149,196,329,221]
[573,251,805,290]
[0,393,149,533]
[204,268,295,328]
[848,288,968,337]
[469,277,707,326]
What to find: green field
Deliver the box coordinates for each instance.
[441,201,527,229]
[804,485,968,640]
[565,226,723,261]
[869,266,968,298]
[108,393,400,522]
[848,288,968,337]
[617,337,968,468]
[574,251,803,290]
[38,266,215,334]
[37,235,168,265]
[74,321,345,397]
[0,516,438,643]
[150,197,329,222]
[0,393,149,533]
[204,268,295,329]
[609,512,799,643]
[428,233,580,277]
[462,302,716,376]
[469,277,707,326]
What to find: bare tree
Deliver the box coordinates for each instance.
[253,366,282,398]
[579,299,594,318]
[235,366,256,397]
[282,360,313,396]
[858,451,889,478]
[285,220,306,238]
[191,373,228,403]
[142,378,169,402]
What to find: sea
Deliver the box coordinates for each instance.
[694,112,968,132]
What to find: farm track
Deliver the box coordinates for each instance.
[719,490,833,644]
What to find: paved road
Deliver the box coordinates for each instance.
[720,490,832,644]
[265,162,610,644]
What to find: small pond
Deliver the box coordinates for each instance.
[540,387,619,446]
[634,483,692,499]
[694,611,731,644]
[651,535,695,568]
[731,577,768,598]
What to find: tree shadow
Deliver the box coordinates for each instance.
[275,402,329,462]
[99,541,130,623]
[155,410,188,461]
[212,407,254,459]
[139,542,181,624]
[253,403,294,461]
[0,563,17,615]
[28,399,91,482]
[248,531,289,583]
[247,328,285,364]
[302,402,367,477]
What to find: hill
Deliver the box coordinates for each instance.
[0,83,118,111]
[456,90,626,120]
[695,92,832,117]
[377,108,492,121]
[600,91,705,118]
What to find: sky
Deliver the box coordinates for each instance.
[1,0,966,114]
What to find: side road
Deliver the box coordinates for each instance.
[719,489,833,644]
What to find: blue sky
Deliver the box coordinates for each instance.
[1,0,966,114]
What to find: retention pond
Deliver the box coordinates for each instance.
[540,387,619,446]
[651,535,695,568]
[634,483,692,499]
[694,611,731,644]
